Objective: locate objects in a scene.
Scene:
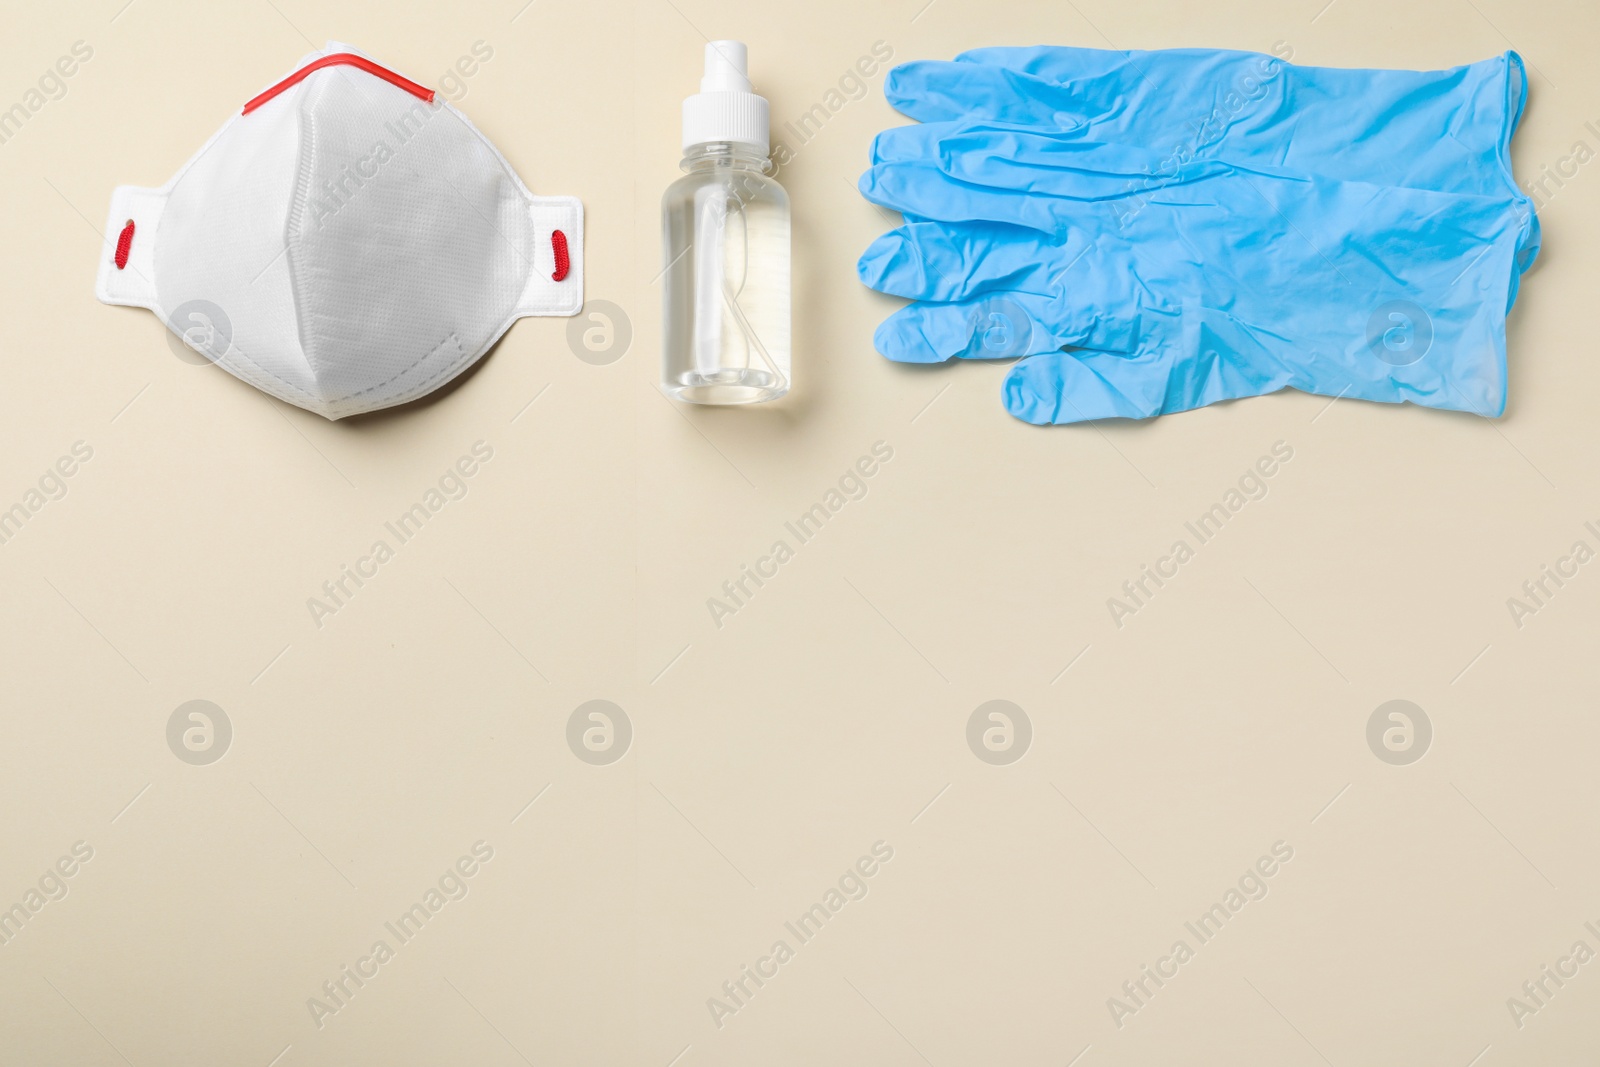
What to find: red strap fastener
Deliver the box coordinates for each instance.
[114,219,135,270]
[242,53,435,115]
[551,229,570,282]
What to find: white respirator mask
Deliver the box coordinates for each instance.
[95,42,582,419]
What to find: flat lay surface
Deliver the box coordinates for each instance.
[1,0,1597,1064]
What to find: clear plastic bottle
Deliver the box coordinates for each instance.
[661,42,791,405]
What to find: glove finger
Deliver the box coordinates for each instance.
[859,222,1143,311]
[871,119,1112,167]
[858,222,1059,300]
[873,292,1132,364]
[858,161,1063,232]
[942,48,1254,154]
[953,45,1152,80]
[1002,315,1295,424]
[869,125,1231,206]
[955,45,1259,103]
[871,121,961,166]
[888,50,1260,130]
[874,121,1158,177]
[1003,349,1158,424]
[932,125,1233,194]
[884,60,1096,126]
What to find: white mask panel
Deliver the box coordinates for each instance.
[95,43,582,419]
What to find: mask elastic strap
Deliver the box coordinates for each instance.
[95,185,165,311]
[242,53,436,115]
[515,196,585,318]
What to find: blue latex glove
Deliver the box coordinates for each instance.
[882,47,1531,197]
[857,51,1539,424]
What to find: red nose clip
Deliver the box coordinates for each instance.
[243,53,435,115]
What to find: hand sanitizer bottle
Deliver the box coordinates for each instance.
[661,41,791,404]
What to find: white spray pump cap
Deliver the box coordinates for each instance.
[682,40,770,153]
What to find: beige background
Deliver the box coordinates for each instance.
[1,0,1596,1063]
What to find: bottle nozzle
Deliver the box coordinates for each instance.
[701,41,751,93]
[681,39,768,153]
